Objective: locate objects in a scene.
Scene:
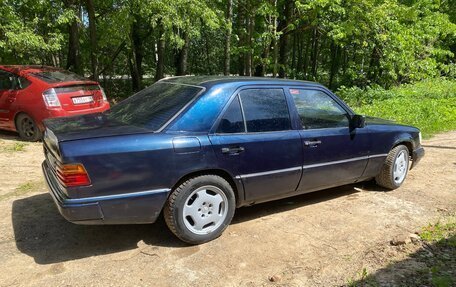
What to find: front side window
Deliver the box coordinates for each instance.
[290,89,349,129]
[239,89,291,132]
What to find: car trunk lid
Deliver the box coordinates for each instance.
[43,113,152,142]
[47,82,106,112]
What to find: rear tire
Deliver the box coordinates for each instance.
[16,114,42,142]
[375,145,410,190]
[164,175,236,244]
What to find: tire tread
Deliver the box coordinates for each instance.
[164,174,234,244]
[375,145,409,190]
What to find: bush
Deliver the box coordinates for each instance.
[336,78,456,138]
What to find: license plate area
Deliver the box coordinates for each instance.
[72,96,93,105]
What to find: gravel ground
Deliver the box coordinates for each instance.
[0,130,455,287]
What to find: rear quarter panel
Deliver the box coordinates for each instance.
[58,133,226,200]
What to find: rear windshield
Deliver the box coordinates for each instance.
[106,82,203,131]
[31,70,86,83]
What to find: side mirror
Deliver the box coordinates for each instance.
[351,114,366,129]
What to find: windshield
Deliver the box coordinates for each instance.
[106,82,203,131]
[31,69,87,83]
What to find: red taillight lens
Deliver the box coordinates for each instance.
[42,88,61,108]
[56,163,91,187]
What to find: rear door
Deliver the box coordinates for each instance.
[209,88,303,203]
[289,88,371,192]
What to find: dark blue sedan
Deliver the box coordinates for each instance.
[42,77,424,244]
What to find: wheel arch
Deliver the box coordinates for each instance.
[391,135,415,157]
[171,168,244,207]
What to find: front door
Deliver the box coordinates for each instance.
[288,88,371,192]
[209,88,303,203]
[0,70,17,128]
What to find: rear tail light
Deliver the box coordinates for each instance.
[43,88,61,108]
[100,86,108,102]
[56,163,91,187]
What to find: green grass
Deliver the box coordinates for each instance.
[0,142,28,152]
[418,219,456,287]
[0,181,43,201]
[420,219,456,247]
[337,78,456,138]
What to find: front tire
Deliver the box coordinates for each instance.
[375,145,410,190]
[164,175,236,244]
[16,113,42,142]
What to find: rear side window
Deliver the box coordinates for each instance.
[18,77,31,89]
[239,89,291,132]
[217,96,245,133]
[30,69,86,83]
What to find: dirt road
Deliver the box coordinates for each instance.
[0,131,455,287]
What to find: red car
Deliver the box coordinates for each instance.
[0,65,110,141]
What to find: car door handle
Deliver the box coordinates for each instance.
[221,146,245,154]
[304,140,322,147]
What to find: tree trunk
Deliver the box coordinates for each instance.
[302,32,311,78]
[272,0,278,77]
[245,13,254,76]
[155,22,165,81]
[310,27,319,79]
[65,1,82,75]
[278,0,293,78]
[85,0,98,80]
[176,32,189,76]
[129,15,145,91]
[224,0,233,75]
[291,32,297,78]
[328,42,339,89]
[128,52,141,92]
[237,3,245,76]
[203,27,213,74]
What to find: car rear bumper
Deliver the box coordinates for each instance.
[42,160,169,225]
[411,146,425,169]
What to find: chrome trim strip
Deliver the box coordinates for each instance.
[234,153,388,179]
[368,153,388,158]
[63,189,171,205]
[235,166,302,179]
[302,156,368,169]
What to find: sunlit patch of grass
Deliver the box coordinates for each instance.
[346,267,379,287]
[1,142,28,152]
[0,181,44,201]
[420,219,456,247]
[337,78,456,138]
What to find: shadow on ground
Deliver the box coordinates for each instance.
[12,184,364,264]
[344,236,455,287]
[0,130,20,141]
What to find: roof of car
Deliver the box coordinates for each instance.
[160,75,323,89]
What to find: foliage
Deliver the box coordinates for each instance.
[0,0,454,93]
[337,78,456,138]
